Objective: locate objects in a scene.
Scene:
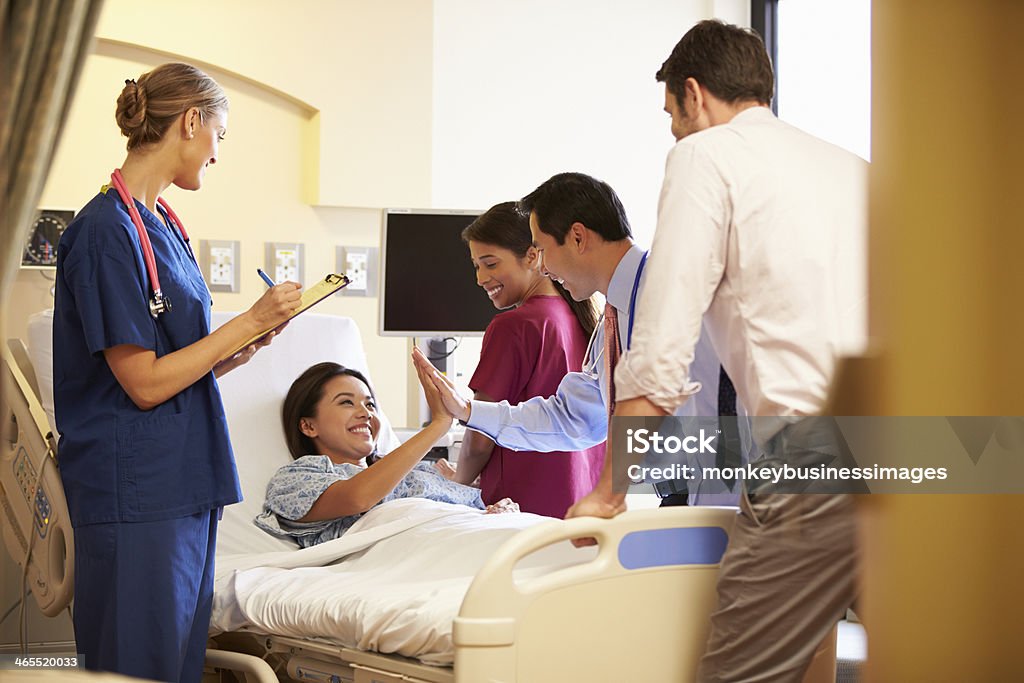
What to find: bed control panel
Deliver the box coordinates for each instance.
[11,447,51,539]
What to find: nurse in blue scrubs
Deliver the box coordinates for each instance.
[53,63,301,683]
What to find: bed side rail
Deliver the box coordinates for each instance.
[0,341,74,617]
[458,505,737,616]
[453,505,738,683]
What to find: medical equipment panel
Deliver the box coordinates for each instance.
[21,210,73,269]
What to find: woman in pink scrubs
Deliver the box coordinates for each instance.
[444,202,604,518]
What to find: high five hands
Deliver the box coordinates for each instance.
[412,347,472,423]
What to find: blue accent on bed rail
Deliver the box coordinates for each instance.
[617,527,728,569]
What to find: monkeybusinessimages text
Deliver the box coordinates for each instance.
[624,428,949,485]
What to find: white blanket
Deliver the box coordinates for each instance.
[211,498,595,665]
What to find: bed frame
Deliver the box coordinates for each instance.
[205,505,737,683]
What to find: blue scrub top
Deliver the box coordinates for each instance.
[54,189,241,526]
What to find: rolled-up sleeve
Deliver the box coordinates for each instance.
[615,142,728,413]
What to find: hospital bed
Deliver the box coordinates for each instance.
[2,310,738,683]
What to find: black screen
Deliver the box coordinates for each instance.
[381,211,497,335]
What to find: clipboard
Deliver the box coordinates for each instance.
[223,273,351,359]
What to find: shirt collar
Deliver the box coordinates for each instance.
[606,243,645,314]
[729,105,774,125]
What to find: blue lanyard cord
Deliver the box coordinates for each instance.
[626,251,649,350]
[581,250,649,377]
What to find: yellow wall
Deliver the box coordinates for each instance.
[92,0,434,208]
[10,0,433,426]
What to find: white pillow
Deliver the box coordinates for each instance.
[26,308,58,438]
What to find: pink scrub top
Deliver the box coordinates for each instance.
[470,295,605,517]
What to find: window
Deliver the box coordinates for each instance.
[774,0,872,160]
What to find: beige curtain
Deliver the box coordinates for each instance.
[0,0,104,328]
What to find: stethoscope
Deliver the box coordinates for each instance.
[581,250,648,378]
[106,169,200,318]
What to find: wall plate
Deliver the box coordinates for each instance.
[264,242,305,284]
[336,246,378,297]
[199,240,241,293]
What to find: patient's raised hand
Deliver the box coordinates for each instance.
[412,347,471,422]
[484,498,520,514]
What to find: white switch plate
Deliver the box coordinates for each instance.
[264,242,304,284]
[199,240,240,293]
[336,246,378,297]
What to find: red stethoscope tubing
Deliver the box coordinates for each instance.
[109,169,192,314]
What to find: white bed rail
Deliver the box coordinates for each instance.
[454,505,737,683]
[204,647,279,683]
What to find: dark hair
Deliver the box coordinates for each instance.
[462,202,599,338]
[517,172,632,245]
[282,362,378,462]
[462,202,533,257]
[116,62,229,150]
[656,19,773,107]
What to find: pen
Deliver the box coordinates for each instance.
[257,268,276,288]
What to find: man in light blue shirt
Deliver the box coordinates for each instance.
[416,172,740,506]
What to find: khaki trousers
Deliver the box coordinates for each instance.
[697,492,857,683]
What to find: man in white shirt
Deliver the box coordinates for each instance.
[566,20,869,682]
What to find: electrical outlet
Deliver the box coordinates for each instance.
[200,240,240,293]
[336,246,378,297]
[265,242,304,284]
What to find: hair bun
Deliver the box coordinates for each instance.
[115,78,148,140]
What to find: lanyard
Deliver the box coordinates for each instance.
[107,169,195,318]
[581,250,649,377]
[625,251,649,350]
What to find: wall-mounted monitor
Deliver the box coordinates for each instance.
[379,209,497,337]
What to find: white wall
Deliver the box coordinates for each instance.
[777,0,872,161]
[431,0,747,384]
[89,0,435,208]
[432,0,748,248]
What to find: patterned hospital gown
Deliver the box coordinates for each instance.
[255,455,485,548]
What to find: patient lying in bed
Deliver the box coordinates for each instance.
[256,358,517,547]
